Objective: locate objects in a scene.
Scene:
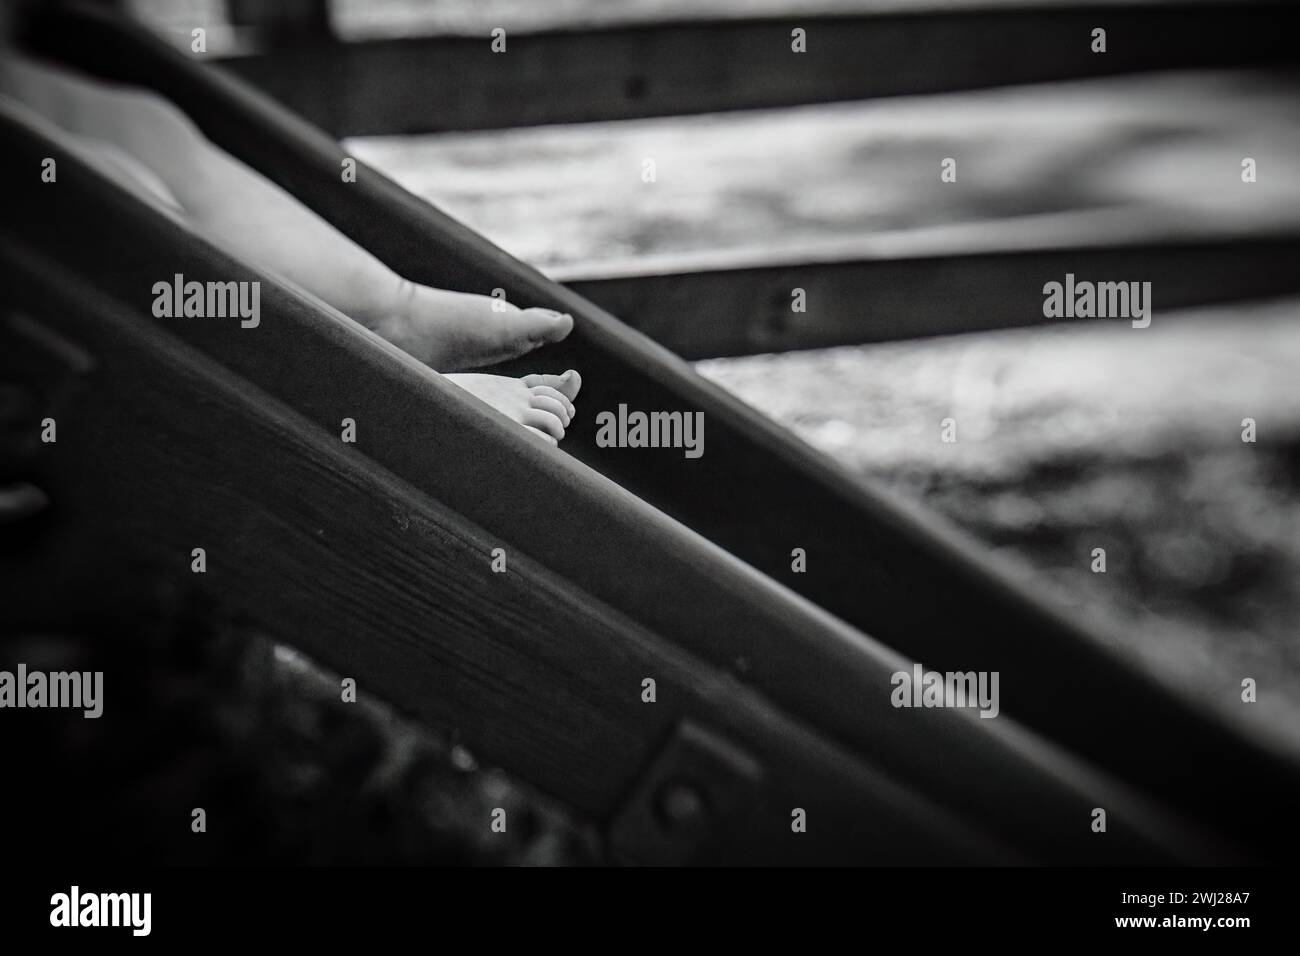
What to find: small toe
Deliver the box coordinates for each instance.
[555,369,582,402]
[521,370,581,403]
[529,394,572,427]
[522,408,565,441]
[522,371,581,403]
[529,384,575,416]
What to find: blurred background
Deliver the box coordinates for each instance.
[12,0,1299,864]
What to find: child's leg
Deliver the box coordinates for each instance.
[2,60,582,443]
[0,53,575,371]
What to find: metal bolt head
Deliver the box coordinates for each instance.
[654,778,709,834]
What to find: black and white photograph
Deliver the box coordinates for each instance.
[1,0,1297,937]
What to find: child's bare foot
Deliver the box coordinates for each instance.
[446,370,582,446]
[374,282,574,372]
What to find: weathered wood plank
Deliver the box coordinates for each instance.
[5,104,1250,863]
[211,3,1299,135]
[3,229,1229,865]
[20,3,1300,856]
[0,241,1026,865]
[559,233,1300,357]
